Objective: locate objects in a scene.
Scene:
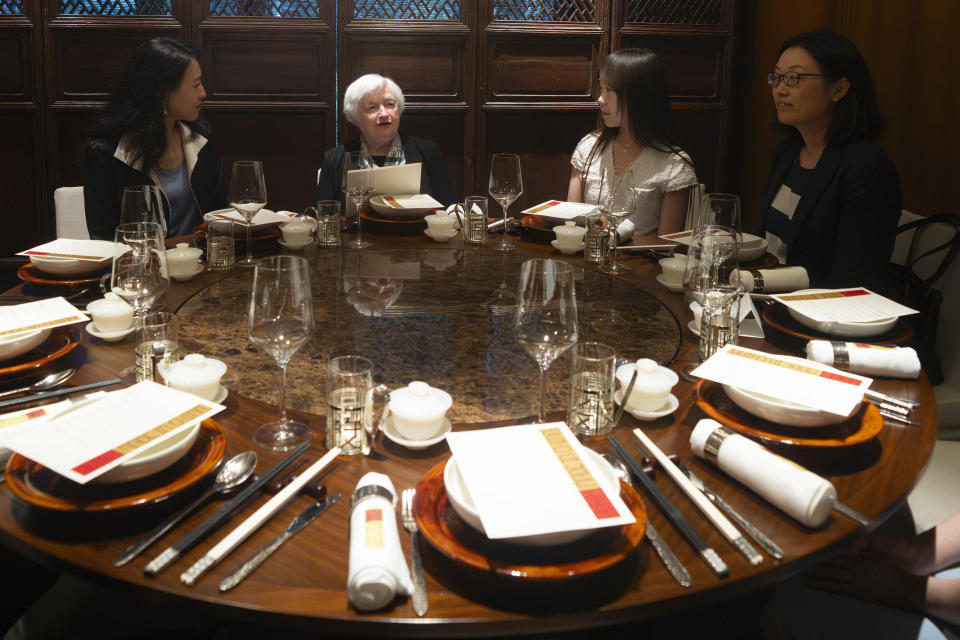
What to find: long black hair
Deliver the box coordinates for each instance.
[778,30,883,144]
[581,48,689,178]
[89,37,198,172]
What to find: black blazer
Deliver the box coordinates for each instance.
[757,135,902,296]
[314,134,457,208]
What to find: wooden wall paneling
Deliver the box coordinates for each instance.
[397,109,467,200]
[485,34,599,101]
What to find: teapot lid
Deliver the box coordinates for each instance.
[389,381,452,419]
[166,242,202,259]
[283,216,314,231]
[164,353,226,386]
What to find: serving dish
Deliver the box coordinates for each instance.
[785,289,898,338]
[0,325,81,380]
[29,241,114,276]
[723,384,854,427]
[0,328,52,363]
[762,303,912,346]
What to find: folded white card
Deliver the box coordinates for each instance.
[773,288,917,323]
[691,344,871,416]
[208,209,292,225]
[0,297,88,337]
[445,422,634,540]
[19,238,115,261]
[0,381,224,484]
[521,201,599,222]
[378,194,442,209]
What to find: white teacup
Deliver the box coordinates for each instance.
[553,221,586,253]
[424,213,456,241]
[166,242,203,277]
[87,292,134,333]
[388,381,452,441]
[617,359,674,411]
[161,353,227,401]
[280,217,317,249]
[658,257,685,285]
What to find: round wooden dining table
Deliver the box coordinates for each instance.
[0,228,938,638]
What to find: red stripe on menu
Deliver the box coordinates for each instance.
[366,509,382,522]
[820,370,863,386]
[840,289,869,297]
[580,488,619,519]
[72,449,123,475]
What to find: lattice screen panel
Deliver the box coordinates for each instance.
[625,0,722,25]
[59,0,171,14]
[0,0,23,15]
[353,0,460,20]
[209,0,320,17]
[492,0,595,22]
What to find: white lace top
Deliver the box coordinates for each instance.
[570,132,698,235]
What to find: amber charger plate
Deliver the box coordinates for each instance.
[693,379,883,448]
[761,303,913,346]
[413,460,646,581]
[0,325,81,380]
[193,223,281,242]
[17,263,107,289]
[5,419,226,511]
[359,210,429,236]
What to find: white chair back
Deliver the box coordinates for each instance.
[54,187,90,239]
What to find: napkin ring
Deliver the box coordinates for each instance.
[749,270,764,292]
[831,341,850,368]
[349,484,395,514]
[704,426,734,463]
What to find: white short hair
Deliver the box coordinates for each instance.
[343,74,405,126]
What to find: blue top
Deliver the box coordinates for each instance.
[155,161,201,237]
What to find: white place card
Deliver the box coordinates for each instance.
[773,288,917,323]
[445,422,634,540]
[739,293,765,338]
[209,209,293,226]
[0,297,88,337]
[0,381,224,484]
[691,344,871,416]
[19,238,114,261]
[520,200,599,221]
[659,230,693,245]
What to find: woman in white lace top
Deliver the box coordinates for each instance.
[568,48,697,238]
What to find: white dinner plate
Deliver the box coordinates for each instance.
[370,195,443,219]
[785,289,897,337]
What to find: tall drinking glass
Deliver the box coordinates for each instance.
[603,169,636,274]
[248,255,314,451]
[342,152,375,249]
[325,355,373,456]
[229,160,268,266]
[120,185,169,237]
[488,153,523,252]
[513,259,579,422]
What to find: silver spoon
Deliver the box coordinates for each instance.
[0,368,77,400]
[113,451,258,567]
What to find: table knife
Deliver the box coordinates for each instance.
[680,465,784,560]
[645,522,691,588]
[219,494,339,592]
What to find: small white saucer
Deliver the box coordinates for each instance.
[550,239,584,254]
[170,264,204,281]
[614,389,680,421]
[688,320,700,337]
[210,385,228,404]
[85,322,135,342]
[278,239,313,251]
[655,274,684,293]
[424,229,457,243]
[382,415,452,450]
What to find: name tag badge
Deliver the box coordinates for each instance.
[771,184,801,220]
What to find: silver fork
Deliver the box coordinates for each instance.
[401,488,428,616]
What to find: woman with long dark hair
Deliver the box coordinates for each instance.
[83,37,227,240]
[568,48,697,238]
[758,29,901,293]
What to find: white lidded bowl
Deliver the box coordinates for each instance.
[389,381,452,441]
[86,292,134,333]
[444,447,619,546]
[723,384,856,427]
[786,289,897,337]
[165,242,203,276]
[161,353,227,401]
[0,328,51,363]
[615,359,678,411]
[93,423,200,484]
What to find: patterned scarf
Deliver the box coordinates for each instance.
[358,136,405,168]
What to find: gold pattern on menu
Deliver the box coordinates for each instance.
[540,427,602,492]
[729,348,834,377]
[0,316,84,336]
[113,404,210,455]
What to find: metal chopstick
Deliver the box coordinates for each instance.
[0,378,122,410]
[864,389,919,410]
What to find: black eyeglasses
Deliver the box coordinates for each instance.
[767,71,827,87]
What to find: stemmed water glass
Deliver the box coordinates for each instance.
[248,255,315,451]
[488,153,523,252]
[696,193,742,233]
[120,185,169,237]
[513,259,579,422]
[229,160,268,266]
[342,151,375,249]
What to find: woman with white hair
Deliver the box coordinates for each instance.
[314,73,455,206]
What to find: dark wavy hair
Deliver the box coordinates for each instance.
[89,37,198,172]
[581,48,690,182]
[778,30,883,144]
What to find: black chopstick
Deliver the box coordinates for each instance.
[143,441,311,576]
[607,435,729,578]
[0,378,122,410]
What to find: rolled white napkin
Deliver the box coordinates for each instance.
[805,340,921,379]
[737,266,809,293]
[689,419,836,527]
[347,472,414,611]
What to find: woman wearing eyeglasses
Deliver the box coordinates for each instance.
[758,30,901,295]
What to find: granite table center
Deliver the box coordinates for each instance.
[174,248,681,423]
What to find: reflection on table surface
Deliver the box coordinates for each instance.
[174,248,681,423]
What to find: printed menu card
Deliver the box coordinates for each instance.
[0,381,224,484]
[520,201,599,221]
[445,422,635,540]
[208,209,294,225]
[773,288,917,323]
[691,344,871,416]
[0,297,87,337]
[18,238,114,261]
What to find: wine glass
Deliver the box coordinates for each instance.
[120,185,169,238]
[229,160,268,266]
[488,153,523,252]
[603,169,636,274]
[342,151,375,249]
[695,193,741,235]
[513,259,579,422]
[248,255,315,451]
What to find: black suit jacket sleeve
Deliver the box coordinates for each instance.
[83,142,152,241]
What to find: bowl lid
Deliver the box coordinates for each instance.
[87,292,133,314]
[389,381,452,419]
[165,242,202,259]
[163,353,226,387]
